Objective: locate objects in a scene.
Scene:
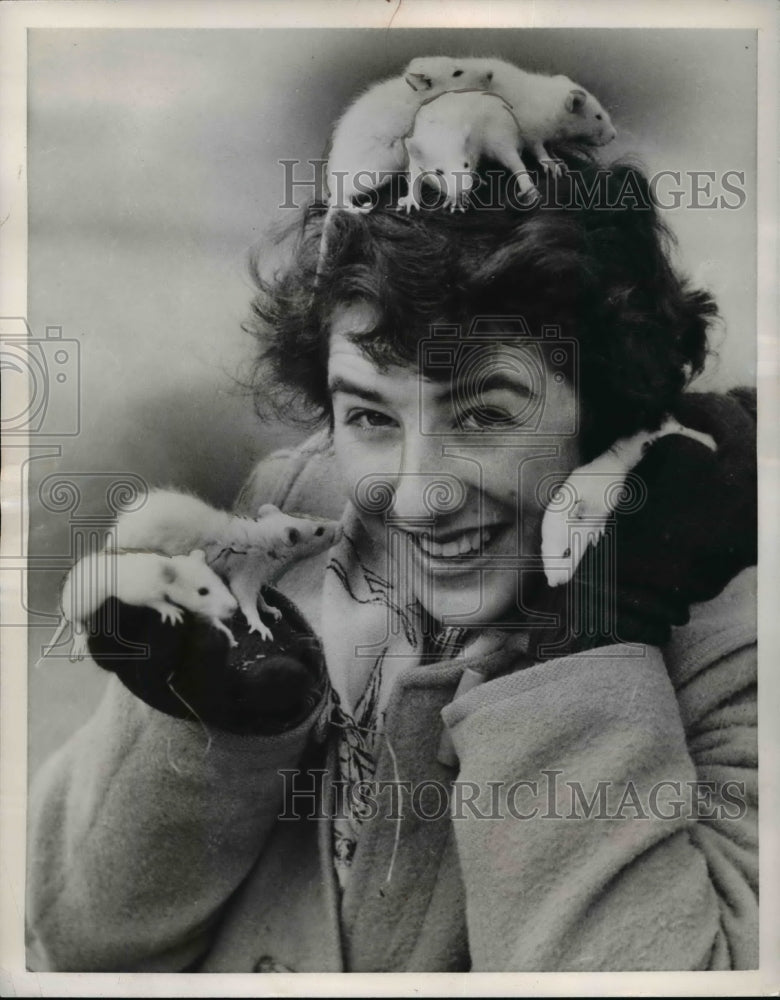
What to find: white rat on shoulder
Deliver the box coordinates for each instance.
[40,548,238,665]
[540,418,717,587]
[113,489,343,642]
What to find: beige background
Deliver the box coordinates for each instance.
[25,27,756,775]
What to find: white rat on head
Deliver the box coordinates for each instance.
[462,58,617,162]
[398,59,617,212]
[316,55,495,277]
[325,55,494,212]
[398,90,534,212]
[317,55,617,271]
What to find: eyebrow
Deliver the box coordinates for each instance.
[328,371,536,405]
[448,373,535,399]
[328,375,389,406]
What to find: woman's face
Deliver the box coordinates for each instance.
[329,302,583,626]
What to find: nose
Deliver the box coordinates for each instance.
[387,433,466,524]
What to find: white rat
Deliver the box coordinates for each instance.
[113,489,343,641]
[317,56,494,276]
[40,548,238,664]
[325,55,494,211]
[463,59,617,176]
[540,418,717,587]
[398,90,535,212]
[397,63,617,211]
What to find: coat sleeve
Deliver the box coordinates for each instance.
[27,674,325,972]
[27,440,337,972]
[441,567,757,971]
[235,429,347,520]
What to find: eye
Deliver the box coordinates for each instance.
[286,527,300,545]
[596,113,603,120]
[458,405,513,430]
[197,587,209,595]
[452,69,463,77]
[314,525,325,536]
[346,408,398,431]
[463,161,469,169]
[435,168,444,176]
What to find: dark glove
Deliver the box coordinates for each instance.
[528,389,756,660]
[86,588,327,735]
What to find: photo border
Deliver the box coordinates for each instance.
[1,1,777,996]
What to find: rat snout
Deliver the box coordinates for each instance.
[601,123,617,145]
[222,592,239,618]
[316,521,343,547]
[430,169,473,203]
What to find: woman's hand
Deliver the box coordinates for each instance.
[528,390,756,659]
[86,589,326,734]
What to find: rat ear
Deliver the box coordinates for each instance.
[566,89,587,114]
[161,563,178,583]
[256,504,277,518]
[188,548,207,563]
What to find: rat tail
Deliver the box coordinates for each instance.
[35,618,69,668]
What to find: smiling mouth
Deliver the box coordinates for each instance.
[405,524,509,560]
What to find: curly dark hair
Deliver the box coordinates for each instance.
[244,155,717,458]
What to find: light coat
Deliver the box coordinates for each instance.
[27,433,758,972]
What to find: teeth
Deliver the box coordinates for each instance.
[412,527,496,558]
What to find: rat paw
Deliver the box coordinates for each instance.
[539,158,564,179]
[258,597,283,621]
[248,622,275,643]
[517,185,541,207]
[395,195,419,214]
[69,633,89,662]
[158,604,184,626]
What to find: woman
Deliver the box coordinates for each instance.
[26,156,757,972]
